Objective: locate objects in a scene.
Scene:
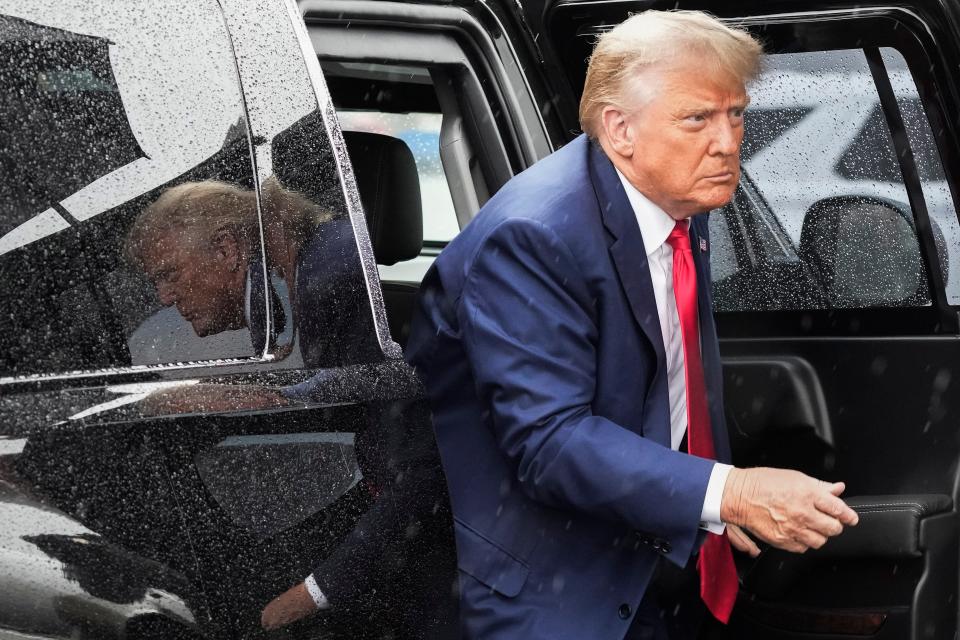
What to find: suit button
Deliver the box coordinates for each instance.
[618,603,632,619]
[661,541,672,554]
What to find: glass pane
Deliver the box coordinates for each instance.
[725,48,931,310]
[338,110,458,243]
[707,209,740,283]
[0,0,259,377]
[881,47,960,304]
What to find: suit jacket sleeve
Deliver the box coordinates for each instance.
[458,217,715,566]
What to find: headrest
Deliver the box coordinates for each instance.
[342,130,423,265]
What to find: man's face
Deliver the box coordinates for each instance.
[140,229,246,337]
[614,65,749,218]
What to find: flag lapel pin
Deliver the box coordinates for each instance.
[699,237,708,253]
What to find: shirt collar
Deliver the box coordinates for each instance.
[614,167,679,257]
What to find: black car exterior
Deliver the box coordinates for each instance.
[0,1,455,638]
[5,0,960,639]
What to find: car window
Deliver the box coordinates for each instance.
[712,47,956,312]
[338,110,458,243]
[740,107,812,162]
[0,1,261,378]
[880,47,960,304]
[323,60,460,287]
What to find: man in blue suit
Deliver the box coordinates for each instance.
[406,10,858,639]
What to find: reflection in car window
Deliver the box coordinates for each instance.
[0,1,260,377]
[707,209,740,283]
[835,101,945,183]
[713,48,933,311]
[740,107,811,163]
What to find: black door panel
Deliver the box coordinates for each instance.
[721,337,960,639]
[734,495,956,639]
[721,338,960,497]
[723,356,833,475]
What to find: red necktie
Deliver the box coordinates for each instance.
[665,220,738,624]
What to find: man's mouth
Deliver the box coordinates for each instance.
[703,171,735,183]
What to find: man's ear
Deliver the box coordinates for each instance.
[210,228,242,271]
[599,105,635,159]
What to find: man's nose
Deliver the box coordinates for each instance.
[710,120,740,156]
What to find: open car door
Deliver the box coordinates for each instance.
[518,0,960,638]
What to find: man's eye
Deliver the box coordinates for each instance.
[730,108,745,119]
[685,113,706,123]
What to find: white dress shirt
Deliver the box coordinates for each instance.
[615,169,731,535]
[305,174,732,609]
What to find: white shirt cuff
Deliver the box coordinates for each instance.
[700,463,733,535]
[304,574,330,610]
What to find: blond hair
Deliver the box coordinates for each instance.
[579,10,763,138]
[125,178,331,266]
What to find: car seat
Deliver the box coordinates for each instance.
[342,130,424,348]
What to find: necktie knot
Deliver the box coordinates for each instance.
[667,220,691,251]
[666,220,691,253]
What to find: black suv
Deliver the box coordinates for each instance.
[4,0,960,639]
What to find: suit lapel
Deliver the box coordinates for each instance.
[587,140,666,379]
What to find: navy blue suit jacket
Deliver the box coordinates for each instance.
[406,134,731,639]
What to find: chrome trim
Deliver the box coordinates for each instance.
[0,357,260,386]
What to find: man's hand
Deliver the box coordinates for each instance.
[720,467,859,554]
[261,582,318,631]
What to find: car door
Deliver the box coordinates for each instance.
[510,1,960,638]
[298,0,561,349]
[0,1,456,639]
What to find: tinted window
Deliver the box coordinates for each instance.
[214,3,383,370]
[0,2,259,377]
[881,47,960,304]
[834,101,945,183]
[715,48,933,311]
[741,107,811,162]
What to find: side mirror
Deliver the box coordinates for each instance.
[798,196,947,308]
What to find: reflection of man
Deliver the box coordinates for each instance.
[125,178,378,367]
[125,180,272,346]
[405,11,858,640]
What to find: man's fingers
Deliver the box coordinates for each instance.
[814,492,859,526]
[728,525,761,557]
[777,538,808,554]
[796,528,828,550]
[828,481,846,497]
